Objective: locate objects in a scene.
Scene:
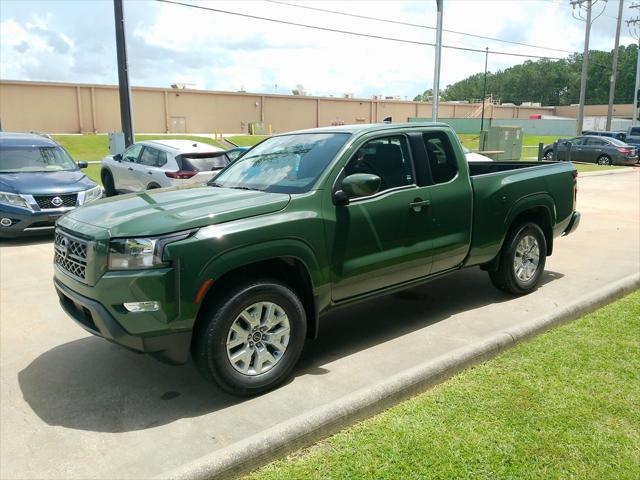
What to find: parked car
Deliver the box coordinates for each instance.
[462,145,493,162]
[225,146,250,162]
[625,125,640,147]
[0,132,102,238]
[542,135,638,165]
[100,140,228,196]
[581,130,626,142]
[54,122,579,395]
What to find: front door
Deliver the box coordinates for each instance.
[325,135,434,301]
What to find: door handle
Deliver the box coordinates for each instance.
[409,198,430,212]
[128,167,134,171]
[147,171,153,175]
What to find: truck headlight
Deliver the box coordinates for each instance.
[108,232,191,270]
[0,191,31,210]
[83,185,103,204]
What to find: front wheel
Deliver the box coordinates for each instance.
[543,150,554,161]
[596,155,612,166]
[489,222,547,295]
[192,280,307,396]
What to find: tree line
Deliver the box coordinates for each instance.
[414,44,637,106]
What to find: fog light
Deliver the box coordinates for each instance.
[0,218,12,227]
[123,301,160,313]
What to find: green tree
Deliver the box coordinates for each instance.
[415,44,637,106]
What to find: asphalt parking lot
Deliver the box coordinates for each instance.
[1,170,639,480]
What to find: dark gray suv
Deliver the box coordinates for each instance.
[0,132,102,237]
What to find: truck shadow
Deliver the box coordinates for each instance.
[18,267,563,433]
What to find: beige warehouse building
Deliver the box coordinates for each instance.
[0,79,634,135]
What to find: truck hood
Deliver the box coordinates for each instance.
[63,185,291,238]
[0,170,96,194]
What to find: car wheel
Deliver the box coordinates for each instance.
[147,183,161,190]
[596,155,612,166]
[489,222,547,295]
[543,150,554,161]
[192,280,307,396]
[101,169,117,197]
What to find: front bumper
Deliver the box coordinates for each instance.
[54,277,192,364]
[0,208,66,237]
[562,211,581,236]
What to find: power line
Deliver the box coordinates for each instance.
[156,0,569,60]
[266,0,576,54]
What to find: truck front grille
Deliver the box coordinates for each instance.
[54,231,89,282]
[34,194,77,209]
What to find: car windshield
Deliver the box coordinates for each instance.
[210,133,350,193]
[180,152,229,171]
[0,145,77,173]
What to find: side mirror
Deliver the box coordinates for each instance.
[342,173,381,197]
[113,154,122,162]
[77,161,88,169]
[333,174,381,205]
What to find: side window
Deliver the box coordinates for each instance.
[139,147,169,167]
[344,136,414,193]
[631,127,640,136]
[122,144,143,163]
[585,138,605,146]
[422,132,458,184]
[569,137,585,146]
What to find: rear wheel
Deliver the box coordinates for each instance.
[596,155,612,166]
[192,280,307,396]
[101,169,116,197]
[489,222,547,295]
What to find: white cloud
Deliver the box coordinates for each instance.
[0,0,635,99]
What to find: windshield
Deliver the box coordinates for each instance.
[0,145,77,173]
[210,133,350,193]
[179,152,229,172]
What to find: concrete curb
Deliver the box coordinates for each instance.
[578,167,637,177]
[158,272,640,480]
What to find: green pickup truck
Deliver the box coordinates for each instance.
[54,123,580,395]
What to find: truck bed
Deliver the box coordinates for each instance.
[465,160,577,267]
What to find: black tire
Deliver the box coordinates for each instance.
[596,155,612,166]
[489,222,547,295]
[101,169,116,197]
[192,280,307,396]
[543,149,554,161]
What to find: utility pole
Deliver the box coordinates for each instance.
[480,47,489,133]
[432,0,443,122]
[629,4,640,125]
[571,0,593,135]
[605,0,624,130]
[114,0,134,147]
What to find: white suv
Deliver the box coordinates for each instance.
[100,140,228,196]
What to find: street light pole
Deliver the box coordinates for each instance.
[432,0,443,122]
[605,0,624,131]
[480,47,488,133]
[573,0,592,135]
[629,4,640,125]
[114,0,134,147]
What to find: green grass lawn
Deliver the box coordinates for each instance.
[247,291,640,480]
[227,135,270,147]
[574,164,627,173]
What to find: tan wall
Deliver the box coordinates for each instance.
[0,80,633,134]
[555,103,633,118]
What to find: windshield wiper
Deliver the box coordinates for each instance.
[208,182,262,191]
[228,186,263,191]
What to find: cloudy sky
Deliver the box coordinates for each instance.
[0,0,636,99]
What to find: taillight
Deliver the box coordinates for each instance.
[165,170,197,179]
[617,147,633,155]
